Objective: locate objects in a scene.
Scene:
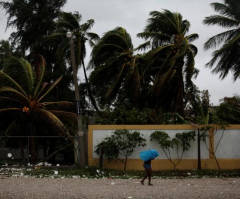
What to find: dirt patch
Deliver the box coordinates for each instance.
[0,176,239,199]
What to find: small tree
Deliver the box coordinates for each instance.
[95,136,119,169]
[113,129,146,172]
[95,129,146,171]
[151,131,195,170]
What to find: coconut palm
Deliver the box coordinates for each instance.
[203,0,240,80]
[0,56,75,162]
[89,27,143,107]
[48,11,99,167]
[137,10,199,114]
[49,11,100,112]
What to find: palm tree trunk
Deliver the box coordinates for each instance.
[82,61,101,115]
[69,37,86,168]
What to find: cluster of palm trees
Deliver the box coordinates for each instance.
[89,10,199,115]
[0,0,239,167]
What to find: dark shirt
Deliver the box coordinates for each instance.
[144,160,151,165]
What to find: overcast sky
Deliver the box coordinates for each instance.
[1,0,240,105]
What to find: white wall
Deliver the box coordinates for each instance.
[92,129,209,160]
[215,129,240,158]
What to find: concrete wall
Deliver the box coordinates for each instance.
[88,125,240,170]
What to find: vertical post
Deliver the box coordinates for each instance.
[209,127,215,159]
[68,32,86,168]
[197,129,201,170]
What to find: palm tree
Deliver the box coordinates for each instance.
[48,11,99,167]
[0,0,66,55]
[203,0,240,80]
[49,11,100,112]
[89,27,143,108]
[137,10,199,114]
[0,56,75,162]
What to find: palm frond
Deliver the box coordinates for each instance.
[81,19,94,32]
[204,28,237,49]
[18,58,34,93]
[211,2,236,19]
[36,108,73,142]
[33,56,46,98]
[0,107,21,112]
[0,96,23,104]
[0,70,27,96]
[58,12,80,30]
[86,32,100,42]
[203,15,239,28]
[0,86,29,103]
[189,44,198,56]
[135,41,151,51]
[45,32,65,42]
[105,63,126,102]
[3,56,35,94]
[38,76,63,102]
[186,34,199,42]
[184,49,195,82]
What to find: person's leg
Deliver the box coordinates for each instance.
[147,168,153,185]
[141,168,147,185]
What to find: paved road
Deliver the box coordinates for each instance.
[0,176,239,199]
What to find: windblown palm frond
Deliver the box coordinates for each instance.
[138,9,199,114]
[204,0,240,80]
[89,27,143,107]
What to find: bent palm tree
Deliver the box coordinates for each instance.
[89,27,142,107]
[0,56,75,162]
[138,10,198,114]
[203,0,240,80]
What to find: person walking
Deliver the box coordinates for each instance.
[141,159,153,185]
[139,149,159,186]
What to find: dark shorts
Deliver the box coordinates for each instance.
[143,163,151,169]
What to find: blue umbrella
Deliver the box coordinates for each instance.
[140,149,159,161]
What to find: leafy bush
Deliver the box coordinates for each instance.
[151,130,195,170]
[95,129,146,171]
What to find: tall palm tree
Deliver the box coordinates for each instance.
[49,11,100,112]
[48,11,99,167]
[138,10,199,114]
[0,56,75,162]
[89,27,143,107]
[203,0,240,80]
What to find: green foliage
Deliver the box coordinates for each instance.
[0,0,66,52]
[113,130,146,157]
[96,107,155,124]
[151,130,195,170]
[95,129,146,171]
[204,0,240,80]
[175,131,196,151]
[0,56,76,162]
[216,96,240,124]
[95,106,188,125]
[89,27,142,107]
[95,136,119,160]
[138,9,199,114]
